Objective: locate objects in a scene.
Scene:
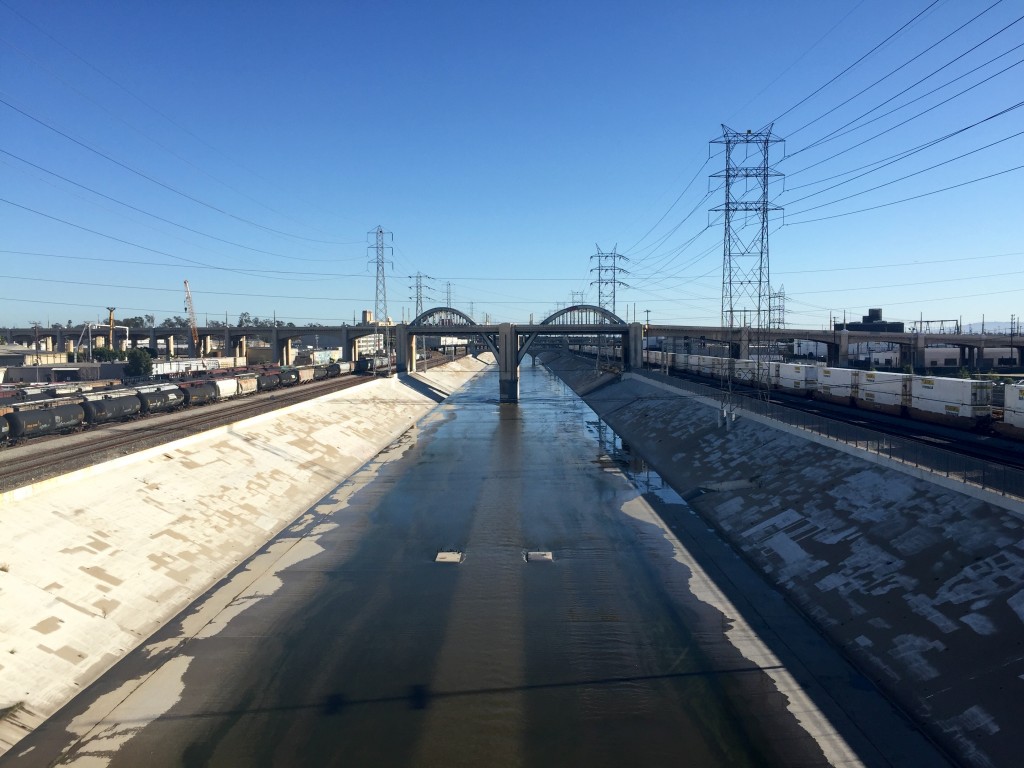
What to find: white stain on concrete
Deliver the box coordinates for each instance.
[59,655,192,767]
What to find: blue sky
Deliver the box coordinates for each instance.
[1,0,1021,332]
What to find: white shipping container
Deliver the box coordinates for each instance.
[858,371,909,407]
[1002,384,1024,428]
[214,379,238,399]
[911,376,993,410]
[775,363,818,390]
[731,359,756,382]
[818,367,859,397]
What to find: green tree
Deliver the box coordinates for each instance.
[125,348,153,377]
[121,316,147,329]
[91,347,123,362]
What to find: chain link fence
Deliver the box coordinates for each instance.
[633,371,1024,501]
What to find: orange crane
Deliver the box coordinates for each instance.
[183,280,201,356]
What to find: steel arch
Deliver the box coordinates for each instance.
[540,304,625,325]
[410,306,478,326]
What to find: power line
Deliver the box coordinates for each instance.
[785,126,1024,209]
[783,28,1024,169]
[0,95,351,245]
[785,0,1009,140]
[786,163,1024,225]
[767,0,941,125]
[0,0,360,238]
[0,148,342,262]
[784,99,1024,192]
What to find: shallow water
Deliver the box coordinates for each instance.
[10,363,833,767]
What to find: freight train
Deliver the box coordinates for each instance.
[0,362,353,443]
[572,345,1024,440]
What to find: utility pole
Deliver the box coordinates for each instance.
[711,124,783,404]
[368,226,393,370]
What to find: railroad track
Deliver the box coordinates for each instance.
[0,355,466,493]
[654,366,1024,472]
[0,374,373,493]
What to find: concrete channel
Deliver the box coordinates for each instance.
[0,353,993,765]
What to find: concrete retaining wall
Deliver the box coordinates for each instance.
[544,353,1024,768]
[0,359,491,755]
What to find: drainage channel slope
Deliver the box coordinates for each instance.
[542,350,1024,768]
[0,357,492,757]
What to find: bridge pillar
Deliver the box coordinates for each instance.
[914,333,927,373]
[165,335,175,359]
[736,326,749,360]
[337,328,352,363]
[838,329,849,367]
[498,323,519,403]
[396,324,413,373]
[625,323,643,370]
[276,337,292,366]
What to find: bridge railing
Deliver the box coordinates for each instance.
[632,371,1024,501]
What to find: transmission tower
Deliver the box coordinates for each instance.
[589,244,628,316]
[769,284,786,330]
[410,272,431,320]
[368,226,393,363]
[589,244,629,368]
[711,124,783,390]
[409,272,431,363]
[445,281,452,309]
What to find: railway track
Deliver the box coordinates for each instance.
[655,366,1024,472]
[0,374,368,493]
[0,355,463,493]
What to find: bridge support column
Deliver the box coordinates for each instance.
[737,326,749,360]
[337,328,352,363]
[913,333,926,373]
[166,335,175,359]
[838,330,849,367]
[498,322,519,403]
[625,323,643,370]
[396,324,413,373]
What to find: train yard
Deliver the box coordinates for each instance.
[0,355,456,493]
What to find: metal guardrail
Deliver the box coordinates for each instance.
[633,370,1024,501]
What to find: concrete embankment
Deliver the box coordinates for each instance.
[541,351,1024,768]
[0,358,491,755]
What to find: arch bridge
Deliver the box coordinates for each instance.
[399,305,643,402]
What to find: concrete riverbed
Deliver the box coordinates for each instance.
[1,357,959,766]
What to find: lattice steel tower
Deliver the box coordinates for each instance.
[590,244,628,368]
[368,226,392,355]
[769,284,786,330]
[711,125,783,337]
[589,244,628,316]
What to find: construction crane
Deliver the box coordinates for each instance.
[183,280,200,356]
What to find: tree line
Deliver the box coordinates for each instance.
[44,314,314,330]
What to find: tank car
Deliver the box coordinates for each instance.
[137,388,185,414]
[6,404,85,439]
[180,382,218,407]
[82,395,142,425]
